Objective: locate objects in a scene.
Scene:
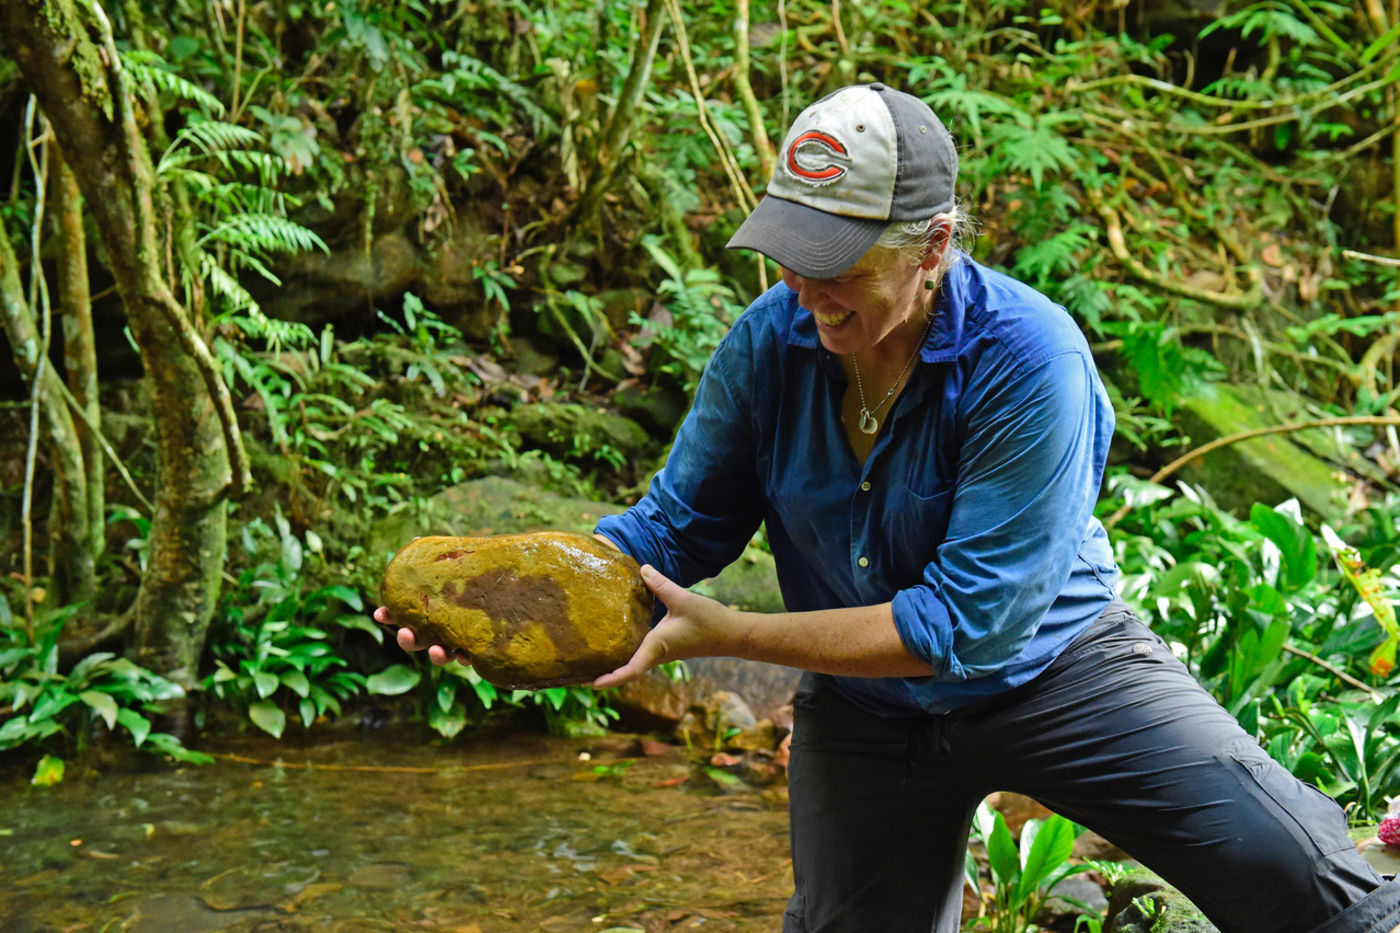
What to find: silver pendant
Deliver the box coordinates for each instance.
[858,409,879,435]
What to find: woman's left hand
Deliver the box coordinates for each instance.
[592,564,741,689]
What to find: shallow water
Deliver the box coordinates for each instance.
[0,727,792,932]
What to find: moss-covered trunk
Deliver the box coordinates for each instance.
[0,222,94,613]
[0,0,237,713]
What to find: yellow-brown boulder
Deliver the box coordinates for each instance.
[379,532,651,688]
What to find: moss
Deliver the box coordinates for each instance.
[1174,382,1348,522]
[1106,867,1218,933]
[42,0,114,121]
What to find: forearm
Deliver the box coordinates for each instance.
[730,603,935,678]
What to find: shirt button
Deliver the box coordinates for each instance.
[857,556,869,568]
[860,481,871,492]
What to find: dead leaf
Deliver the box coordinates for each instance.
[279,882,343,913]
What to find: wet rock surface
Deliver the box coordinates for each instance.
[380,531,652,688]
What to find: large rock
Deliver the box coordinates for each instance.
[379,532,651,688]
[366,477,794,720]
[1173,382,1349,521]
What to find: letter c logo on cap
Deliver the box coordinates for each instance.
[785,131,849,185]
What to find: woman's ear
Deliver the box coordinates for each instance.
[920,218,953,270]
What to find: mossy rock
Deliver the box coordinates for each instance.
[1105,867,1219,933]
[1173,383,1348,522]
[379,531,651,688]
[510,402,650,462]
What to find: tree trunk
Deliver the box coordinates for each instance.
[52,143,103,603]
[0,217,94,610]
[0,0,236,709]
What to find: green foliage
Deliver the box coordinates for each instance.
[0,601,210,767]
[204,509,374,737]
[966,802,1094,933]
[1109,485,1400,820]
[634,235,742,392]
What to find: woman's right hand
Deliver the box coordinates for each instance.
[372,606,469,666]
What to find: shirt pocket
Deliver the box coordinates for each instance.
[888,485,955,583]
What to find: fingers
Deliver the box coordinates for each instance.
[376,609,464,667]
[592,630,669,689]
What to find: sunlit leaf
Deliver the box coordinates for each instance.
[1250,503,1316,593]
[80,691,119,731]
[31,754,65,787]
[1018,814,1077,901]
[253,671,280,699]
[1321,526,1398,656]
[1369,635,1397,677]
[249,700,286,738]
[985,809,1021,888]
[281,670,310,698]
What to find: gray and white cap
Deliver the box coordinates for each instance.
[726,83,958,279]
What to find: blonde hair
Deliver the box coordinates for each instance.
[876,201,977,275]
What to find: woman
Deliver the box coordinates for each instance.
[380,83,1400,932]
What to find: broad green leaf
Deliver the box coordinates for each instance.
[366,664,421,696]
[253,670,280,699]
[249,700,286,738]
[28,690,79,723]
[438,680,457,714]
[280,670,310,698]
[333,613,385,643]
[1018,815,1077,901]
[80,691,119,730]
[315,585,363,611]
[299,698,316,729]
[429,702,468,740]
[117,708,151,746]
[985,810,1021,888]
[703,766,748,790]
[1250,503,1316,592]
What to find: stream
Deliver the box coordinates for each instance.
[0,725,793,932]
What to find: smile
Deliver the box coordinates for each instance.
[813,310,854,327]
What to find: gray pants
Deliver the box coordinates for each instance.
[783,605,1400,933]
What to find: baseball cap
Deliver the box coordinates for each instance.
[726,83,958,279]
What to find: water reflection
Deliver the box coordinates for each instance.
[0,727,791,932]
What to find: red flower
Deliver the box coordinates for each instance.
[1380,816,1400,847]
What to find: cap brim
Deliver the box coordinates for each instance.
[725,195,887,280]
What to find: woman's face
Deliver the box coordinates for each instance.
[780,246,930,357]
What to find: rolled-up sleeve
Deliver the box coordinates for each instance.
[891,350,1105,680]
[595,324,766,590]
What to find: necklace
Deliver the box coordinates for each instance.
[850,311,935,435]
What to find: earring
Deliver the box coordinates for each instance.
[924,279,936,290]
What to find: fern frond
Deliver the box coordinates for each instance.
[190,180,288,216]
[1012,224,1098,283]
[198,214,327,256]
[986,115,1080,190]
[202,253,257,313]
[121,49,226,117]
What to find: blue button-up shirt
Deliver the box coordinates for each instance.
[596,255,1119,716]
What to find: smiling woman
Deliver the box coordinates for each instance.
[385,81,1400,933]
